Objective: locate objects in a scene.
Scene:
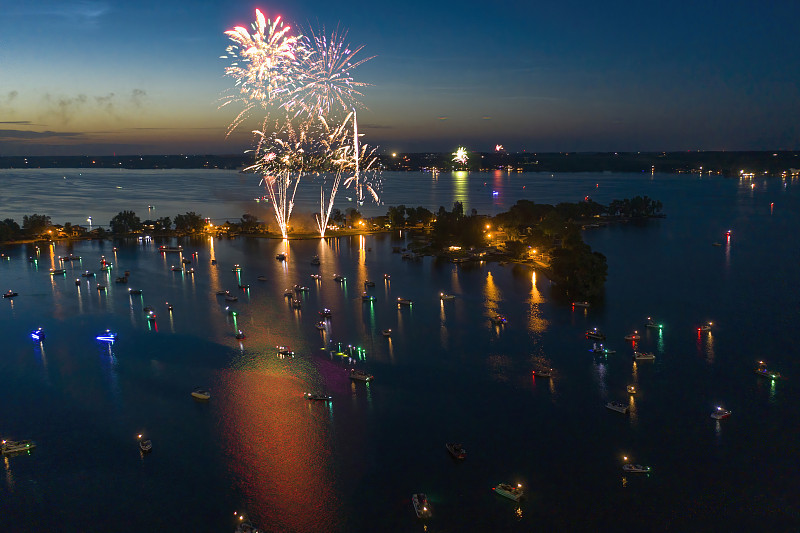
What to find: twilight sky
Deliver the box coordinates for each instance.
[1,0,799,156]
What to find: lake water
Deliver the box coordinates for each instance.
[0,170,798,532]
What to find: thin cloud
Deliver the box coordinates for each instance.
[0,129,85,139]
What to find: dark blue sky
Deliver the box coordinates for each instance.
[1,0,798,155]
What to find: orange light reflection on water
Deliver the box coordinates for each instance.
[218,368,339,531]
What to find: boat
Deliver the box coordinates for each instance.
[284,288,294,297]
[349,368,373,382]
[166,302,174,311]
[711,406,731,420]
[532,368,552,378]
[96,284,107,291]
[191,388,211,401]
[146,312,156,321]
[294,285,310,292]
[232,264,242,272]
[315,321,326,330]
[238,283,249,289]
[50,268,66,275]
[96,330,117,343]
[445,443,466,460]
[411,493,431,518]
[3,290,18,298]
[138,435,152,453]
[590,343,613,354]
[143,306,154,314]
[333,274,345,282]
[124,270,131,277]
[397,297,413,306]
[100,265,112,272]
[754,361,782,380]
[1,439,36,455]
[586,328,605,340]
[181,258,191,264]
[606,401,629,414]
[290,298,302,309]
[235,518,264,533]
[225,307,238,316]
[210,259,217,265]
[257,276,267,281]
[235,330,246,340]
[216,290,229,296]
[75,279,81,286]
[310,256,320,265]
[698,322,713,332]
[633,351,655,361]
[712,242,722,246]
[627,385,637,394]
[572,301,590,307]
[491,314,507,325]
[186,268,195,274]
[310,274,322,280]
[622,464,651,473]
[276,253,286,261]
[277,346,294,357]
[304,392,333,401]
[59,254,81,261]
[493,482,524,502]
[129,288,143,295]
[624,331,641,341]
[115,276,128,284]
[361,293,376,302]
[645,317,663,329]
[158,245,183,252]
[381,329,392,337]
[81,271,94,277]
[319,308,332,318]
[225,295,238,302]
[170,265,183,272]
[364,280,375,287]
[30,328,45,341]
[439,293,455,300]
[384,273,391,279]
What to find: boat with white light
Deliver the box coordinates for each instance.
[754,361,782,380]
[1,439,36,455]
[30,328,45,341]
[710,406,731,420]
[493,482,524,502]
[81,271,94,277]
[232,264,242,272]
[138,435,152,453]
[397,297,412,306]
[532,368,552,378]
[319,308,332,318]
[216,290,229,296]
[364,280,375,287]
[349,369,373,382]
[586,328,605,340]
[606,401,629,414]
[50,268,66,275]
[624,331,640,341]
[276,253,286,261]
[3,290,18,298]
[310,274,322,280]
[627,385,637,394]
[277,346,294,357]
[698,322,713,332]
[572,301,590,308]
[633,351,655,361]
[96,330,117,343]
[294,285,309,292]
[446,443,466,460]
[235,330,246,340]
[622,463,651,473]
[59,254,81,261]
[191,388,211,401]
[361,293,376,302]
[439,293,455,300]
[290,298,301,309]
[381,329,392,337]
[158,246,183,252]
[645,317,663,329]
[304,392,333,402]
[283,288,294,297]
[128,288,143,295]
[383,273,391,279]
[333,274,345,282]
[225,295,238,302]
[310,255,320,265]
[315,321,326,330]
[411,493,431,518]
[97,284,107,291]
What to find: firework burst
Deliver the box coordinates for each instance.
[453,146,469,166]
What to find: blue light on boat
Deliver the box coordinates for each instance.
[96,330,118,343]
[492,190,499,197]
[30,328,45,341]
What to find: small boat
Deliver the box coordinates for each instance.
[645,317,663,329]
[586,328,605,340]
[186,268,195,274]
[624,331,640,341]
[333,274,345,282]
[315,321,326,330]
[493,482,524,502]
[158,245,183,252]
[310,256,320,265]
[3,290,18,298]
[361,293,376,302]
[225,295,238,302]
[397,297,413,306]
[381,329,392,337]
[96,330,117,343]
[210,259,217,265]
[235,518,264,533]
[1,439,36,455]
[232,264,242,272]
[284,288,294,297]
[411,493,431,518]
[364,280,375,287]
[319,308,332,318]
[59,254,81,261]
[257,275,267,281]
[124,270,131,277]
[383,273,391,279]
[446,443,466,460]
[290,298,302,309]
[349,368,373,382]
[96,284,107,291]
[235,330,246,340]
[590,343,614,355]
[128,288,143,295]
[532,368,552,378]
[294,285,310,292]
[711,406,731,420]
[166,302,173,311]
[277,346,294,357]
[276,253,286,261]
[30,328,45,341]
[81,271,94,277]
[100,265,112,272]
[712,242,722,247]
[50,268,66,275]
[74,279,81,286]
[754,361,782,380]
[310,274,322,280]
[143,306,154,314]
[216,290,229,296]
[606,401,629,414]
[627,385,637,394]
[439,293,455,300]
[622,463,651,474]
[633,351,655,361]
[115,277,128,284]
[238,283,249,289]
[181,258,191,264]
[697,322,713,332]
[171,265,183,272]
[491,314,507,325]
[304,392,333,401]
[191,388,211,401]
[146,312,157,321]
[225,307,238,316]
[572,301,590,307]
[138,435,152,454]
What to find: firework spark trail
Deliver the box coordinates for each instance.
[453,146,469,165]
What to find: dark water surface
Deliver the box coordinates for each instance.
[1,171,798,532]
